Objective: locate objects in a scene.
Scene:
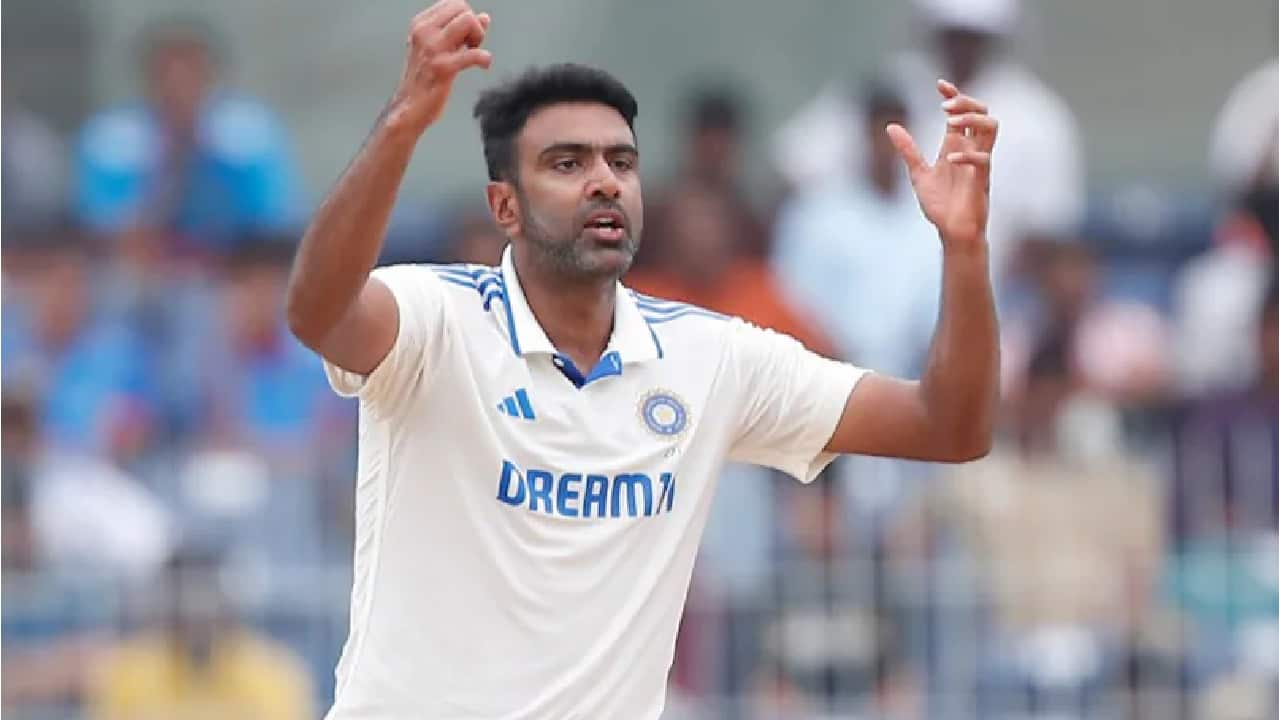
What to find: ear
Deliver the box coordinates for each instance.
[486,181,521,239]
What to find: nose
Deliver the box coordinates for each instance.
[584,156,621,201]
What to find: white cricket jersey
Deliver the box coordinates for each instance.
[322,247,866,719]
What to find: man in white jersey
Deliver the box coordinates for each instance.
[285,1,1000,717]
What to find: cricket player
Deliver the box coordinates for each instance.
[285,1,999,717]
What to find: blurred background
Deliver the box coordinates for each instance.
[2,0,1276,718]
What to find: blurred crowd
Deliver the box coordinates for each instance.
[2,1,1277,718]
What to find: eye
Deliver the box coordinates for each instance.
[611,157,636,172]
[553,158,581,172]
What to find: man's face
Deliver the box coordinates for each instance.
[497,102,643,281]
[933,28,994,85]
[691,125,738,184]
[147,39,215,137]
[866,108,908,172]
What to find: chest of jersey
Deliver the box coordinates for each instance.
[423,316,725,525]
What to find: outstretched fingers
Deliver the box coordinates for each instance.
[946,113,999,152]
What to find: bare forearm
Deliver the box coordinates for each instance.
[285,109,421,345]
[919,242,999,458]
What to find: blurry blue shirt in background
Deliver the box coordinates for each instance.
[75,93,303,250]
[2,313,156,455]
[773,176,940,378]
[196,327,345,452]
[772,177,943,530]
[177,326,353,568]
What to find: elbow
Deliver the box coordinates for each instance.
[954,431,994,463]
[285,287,326,351]
[938,423,994,463]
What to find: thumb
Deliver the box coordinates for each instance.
[453,47,493,72]
[886,123,927,179]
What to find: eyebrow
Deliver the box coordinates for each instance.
[537,142,639,160]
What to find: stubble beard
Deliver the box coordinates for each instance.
[518,193,639,283]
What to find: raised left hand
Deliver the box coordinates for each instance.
[887,79,998,252]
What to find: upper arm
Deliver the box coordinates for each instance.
[317,265,449,415]
[311,275,400,377]
[823,373,938,460]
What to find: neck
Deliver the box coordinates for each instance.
[512,245,616,368]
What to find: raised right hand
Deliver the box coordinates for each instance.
[387,0,493,133]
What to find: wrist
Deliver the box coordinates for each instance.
[378,98,431,144]
[940,234,990,262]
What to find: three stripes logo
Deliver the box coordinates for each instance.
[497,388,537,420]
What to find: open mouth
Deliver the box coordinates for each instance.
[583,211,627,243]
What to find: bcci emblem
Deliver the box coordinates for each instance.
[639,390,689,439]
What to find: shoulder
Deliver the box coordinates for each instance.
[626,289,735,356]
[78,104,155,171]
[629,289,731,326]
[371,261,510,318]
[203,95,289,163]
[627,289,817,366]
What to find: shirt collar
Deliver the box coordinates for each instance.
[499,245,660,364]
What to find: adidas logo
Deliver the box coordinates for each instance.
[497,388,536,420]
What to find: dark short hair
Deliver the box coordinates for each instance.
[683,84,744,134]
[473,63,638,183]
[858,78,908,119]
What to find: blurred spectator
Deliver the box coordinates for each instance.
[906,330,1166,715]
[773,0,1084,302]
[2,394,41,573]
[772,80,941,536]
[1164,287,1278,681]
[166,241,353,567]
[30,450,175,585]
[1002,242,1172,410]
[680,84,747,192]
[626,182,833,356]
[1,230,158,458]
[89,545,314,720]
[773,81,939,380]
[1173,81,1278,394]
[751,480,919,719]
[1170,285,1278,546]
[1208,58,1278,201]
[0,390,174,582]
[196,241,346,453]
[2,107,68,230]
[636,83,768,269]
[75,18,303,256]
